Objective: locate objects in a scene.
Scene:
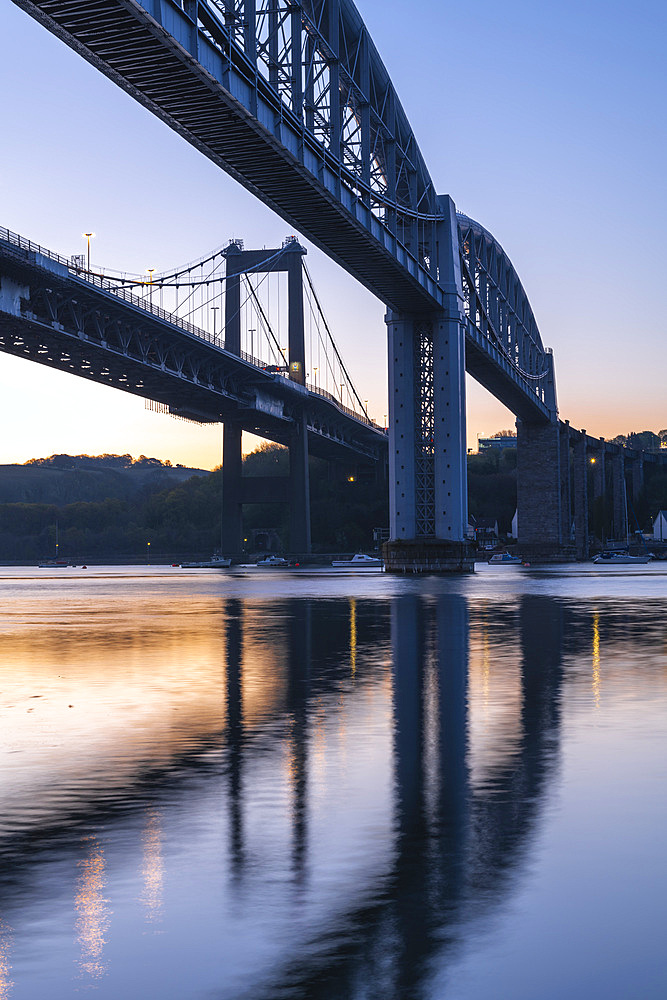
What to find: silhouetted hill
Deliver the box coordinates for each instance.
[0,454,208,504]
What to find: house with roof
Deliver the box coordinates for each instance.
[653,511,667,541]
[475,517,499,548]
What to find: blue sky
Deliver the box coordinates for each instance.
[0,0,664,467]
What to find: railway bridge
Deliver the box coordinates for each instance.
[5,0,666,566]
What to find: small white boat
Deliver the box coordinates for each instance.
[256,555,289,568]
[488,552,522,565]
[331,553,383,568]
[181,554,232,568]
[593,551,652,565]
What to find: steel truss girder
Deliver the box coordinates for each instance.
[13,0,442,312]
[457,213,557,422]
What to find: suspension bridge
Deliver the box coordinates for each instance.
[0,224,387,552]
[4,0,666,567]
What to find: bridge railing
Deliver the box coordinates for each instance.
[304,382,383,430]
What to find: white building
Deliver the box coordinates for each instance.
[653,511,667,541]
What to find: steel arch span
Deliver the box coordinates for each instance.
[12,0,560,563]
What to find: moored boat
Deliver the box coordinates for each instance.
[488,552,522,565]
[331,553,383,568]
[592,551,652,565]
[256,555,289,568]
[181,554,232,568]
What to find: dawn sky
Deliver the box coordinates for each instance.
[0,0,664,469]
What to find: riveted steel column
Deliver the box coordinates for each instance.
[387,313,417,539]
[433,197,468,542]
[384,196,471,571]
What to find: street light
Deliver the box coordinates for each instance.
[146,268,155,307]
[249,328,256,360]
[211,306,219,338]
[83,232,95,272]
[146,540,151,565]
[313,366,318,387]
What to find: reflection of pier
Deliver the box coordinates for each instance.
[4,587,655,997]
[263,593,565,998]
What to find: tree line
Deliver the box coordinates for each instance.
[0,434,665,562]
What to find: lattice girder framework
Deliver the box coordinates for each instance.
[14,0,443,312]
[457,213,557,419]
[414,320,435,537]
[203,0,437,236]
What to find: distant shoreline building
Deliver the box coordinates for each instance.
[477,435,517,452]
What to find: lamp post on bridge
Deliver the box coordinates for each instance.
[83,232,95,272]
[146,268,155,307]
[211,306,219,339]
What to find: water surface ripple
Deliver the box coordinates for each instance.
[0,564,665,999]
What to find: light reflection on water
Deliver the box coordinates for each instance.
[0,565,665,999]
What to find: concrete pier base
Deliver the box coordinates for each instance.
[383,539,475,574]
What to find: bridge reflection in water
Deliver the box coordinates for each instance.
[0,573,664,998]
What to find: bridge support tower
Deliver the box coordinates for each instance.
[383,197,473,573]
[221,241,311,556]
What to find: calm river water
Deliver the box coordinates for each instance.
[0,564,666,999]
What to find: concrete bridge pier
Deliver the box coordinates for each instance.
[611,449,626,542]
[516,420,565,561]
[221,421,244,555]
[288,412,311,554]
[631,452,645,503]
[560,422,573,545]
[383,197,473,573]
[572,430,590,560]
[590,440,607,545]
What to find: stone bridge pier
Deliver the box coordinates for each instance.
[517,422,652,561]
[516,420,570,562]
